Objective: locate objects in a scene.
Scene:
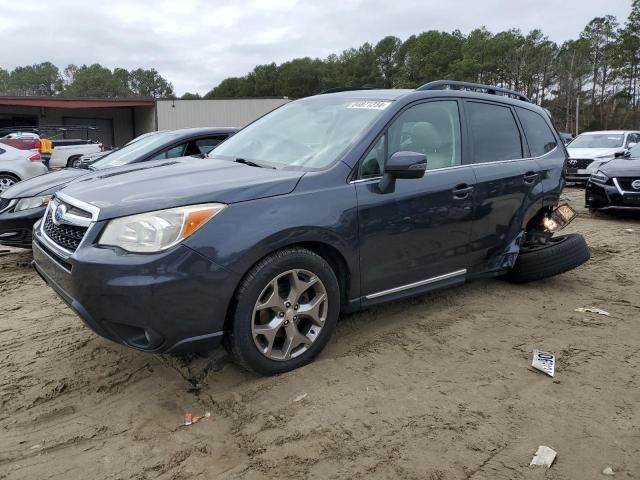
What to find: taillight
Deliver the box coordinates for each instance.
[29,153,41,161]
[99,143,104,151]
[36,139,42,151]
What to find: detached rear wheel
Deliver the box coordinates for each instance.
[507,233,590,283]
[227,247,340,375]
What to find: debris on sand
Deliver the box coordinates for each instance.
[182,411,211,426]
[294,393,308,402]
[575,307,610,316]
[530,445,557,467]
[602,466,615,475]
[624,228,634,234]
[531,350,555,377]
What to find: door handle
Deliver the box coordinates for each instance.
[523,171,538,184]
[452,184,473,199]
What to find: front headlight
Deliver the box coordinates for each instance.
[99,203,226,253]
[590,170,609,184]
[14,195,52,212]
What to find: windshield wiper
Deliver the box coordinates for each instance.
[234,158,275,169]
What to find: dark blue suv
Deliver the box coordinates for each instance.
[32,81,589,375]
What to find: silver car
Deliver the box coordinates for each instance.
[0,144,48,194]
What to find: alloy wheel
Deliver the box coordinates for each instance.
[251,269,328,361]
[0,175,18,194]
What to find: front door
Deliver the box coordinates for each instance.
[356,99,476,300]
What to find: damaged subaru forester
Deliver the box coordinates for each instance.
[32,81,590,375]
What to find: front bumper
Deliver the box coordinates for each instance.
[32,224,240,353]
[566,171,591,184]
[585,179,640,210]
[0,206,46,248]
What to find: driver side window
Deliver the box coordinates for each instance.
[388,101,461,170]
[358,100,462,179]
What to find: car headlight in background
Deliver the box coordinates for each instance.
[590,170,609,184]
[14,195,52,212]
[99,203,226,253]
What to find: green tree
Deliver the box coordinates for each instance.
[129,68,174,98]
[374,36,402,87]
[9,62,62,96]
[63,64,123,97]
[399,31,464,87]
[181,92,201,99]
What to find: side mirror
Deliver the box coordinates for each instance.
[379,151,427,193]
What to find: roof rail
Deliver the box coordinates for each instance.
[317,86,373,94]
[417,80,530,103]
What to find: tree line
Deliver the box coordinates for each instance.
[202,0,640,134]
[2,1,640,134]
[0,63,174,99]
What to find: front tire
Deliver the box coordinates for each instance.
[226,247,340,375]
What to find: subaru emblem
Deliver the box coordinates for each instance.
[53,204,67,225]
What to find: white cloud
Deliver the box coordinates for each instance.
[0,0,632,94]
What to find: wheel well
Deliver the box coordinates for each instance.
[0,172,20,181]
[222,242,352,333]
[66,155,81,167]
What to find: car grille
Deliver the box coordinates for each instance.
[616,177,640,191]
[0,198,10,212]
[43,209,88,251]
[567,158,593,169]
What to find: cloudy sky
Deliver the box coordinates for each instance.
[0,0,632,95]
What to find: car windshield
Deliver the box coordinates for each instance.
[90,132,175,169]
[209,96,393,170]
[628,144,640,158]
[569,134,624,148]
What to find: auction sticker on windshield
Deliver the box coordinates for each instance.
[347,100,391,110]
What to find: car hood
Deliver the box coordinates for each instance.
[0,168,88,199]
[567,147,624,159]
[59,157,304,220]
[598,158,640,177]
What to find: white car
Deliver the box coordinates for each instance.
[0,144,48,193]
[566,130,640,183]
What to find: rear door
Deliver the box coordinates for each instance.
[356,99,476,300]
[464,100,543,272]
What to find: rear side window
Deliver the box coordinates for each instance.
[516,107,557,157]
[195,136,226,155]
[467,102,523,163]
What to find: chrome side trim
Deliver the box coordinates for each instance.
[365,269,467,300]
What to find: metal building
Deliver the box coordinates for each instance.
[155,98,290,130]
[0,96,289,147]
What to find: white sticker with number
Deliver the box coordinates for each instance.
[347,100,391,110]
[532,349,555,377]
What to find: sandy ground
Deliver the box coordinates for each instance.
[1,187,639,480]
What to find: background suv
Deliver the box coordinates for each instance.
[32,81,588,375]
[566,130,640,183]
[0,127,237,248]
